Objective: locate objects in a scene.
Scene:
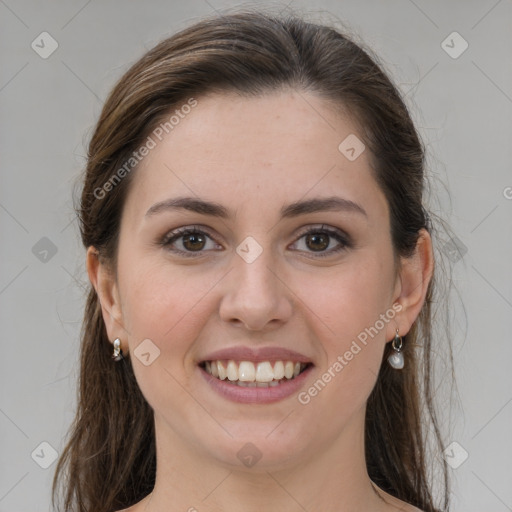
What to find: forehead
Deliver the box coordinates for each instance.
[123,90,387,225]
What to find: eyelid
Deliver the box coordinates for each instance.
[160,223,352,257]
[294,224,350,241]
[160,224,219,245]
[290,224,351,258]
[159,225,224,257]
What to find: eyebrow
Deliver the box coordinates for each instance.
[145,195,367,220]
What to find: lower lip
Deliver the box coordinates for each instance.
[199,365,313,404]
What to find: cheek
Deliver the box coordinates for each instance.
[300,255,394,342]
[117,257,214,413]
[296,254,394,400]
[118,255,220,357]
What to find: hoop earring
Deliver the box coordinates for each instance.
[387,329,404,369]
[112,338,123,361]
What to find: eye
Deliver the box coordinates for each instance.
[161,225,221,258]
[160,224,351,259]
[290,225,351,258]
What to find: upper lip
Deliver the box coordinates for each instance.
[198,346,313,364]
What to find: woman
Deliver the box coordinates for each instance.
[52,9,452,512]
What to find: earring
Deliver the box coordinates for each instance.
[112,338,123,361]
[387,329,404,370]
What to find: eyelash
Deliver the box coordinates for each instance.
[160,224,352,259]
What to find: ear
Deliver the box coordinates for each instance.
[86,246,127,352]
[389,228,434,340]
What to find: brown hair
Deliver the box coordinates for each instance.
[53,8,453,512]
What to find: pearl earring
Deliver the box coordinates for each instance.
[112,338,123,361]
[387,329,404,369]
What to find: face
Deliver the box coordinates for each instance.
[100,90,406,471]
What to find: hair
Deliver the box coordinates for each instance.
[53,8,454,512]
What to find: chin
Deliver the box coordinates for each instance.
[201,421,315,472]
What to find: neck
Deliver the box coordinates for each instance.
[142,408,390,512]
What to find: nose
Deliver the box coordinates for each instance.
[218,242,293,332]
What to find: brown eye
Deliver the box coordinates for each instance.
[291,225,351,258]
[162,226,221,257]
[305,232,329,252]
[181,232,206,251]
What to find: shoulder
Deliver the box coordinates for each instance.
[114,504,141,512]
[115,494,152,512]
[400,505,424,512]
[385,497,424,512]
[389,498,425,512]
[374,485,424,512]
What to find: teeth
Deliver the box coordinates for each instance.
[284,361,294,379]
[238,361,256,381]
[203,359,308,384]
[255,362,274,382]
[237,381,257,387]
[273,360,285,379]
[217,361,227,380]
[227,360,238,381]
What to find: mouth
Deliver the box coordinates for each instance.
[199,359,312,388]
[197,346,314,403]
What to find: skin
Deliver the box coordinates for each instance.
[87,90,432,512]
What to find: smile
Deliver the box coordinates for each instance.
[201,360,310,387]
[198,358,313,404]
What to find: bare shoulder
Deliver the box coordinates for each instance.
[386,496,424,512]
[388,494,423,512]
[388,495,424,512]
[115,498,150,512]
[375,485,424,512]
[399,504,424,512]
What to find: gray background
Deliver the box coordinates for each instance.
[1,0,511,510]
